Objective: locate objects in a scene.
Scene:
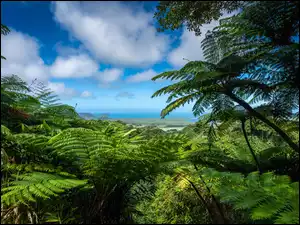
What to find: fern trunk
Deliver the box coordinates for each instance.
[185,177,226,224]
[226,92,299,153]
[241,120,262,174]
[194,164,229,224]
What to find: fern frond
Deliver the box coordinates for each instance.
[160,93,199,118]
[201,169,299,224]
[1,24,10,35]
[1,125,12,136]
[2,172,87,206]
[12,133,50,149]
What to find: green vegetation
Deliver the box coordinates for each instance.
[154,1,244,35]
[1,1,299,224]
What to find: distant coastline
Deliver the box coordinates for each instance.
[79,111,198,120]
[78,112,198,130]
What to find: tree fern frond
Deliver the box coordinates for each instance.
[152,70,178,81]
[200,169,299,224]
[1,24,10,35]
[2,172,87,206]
[160,93,199,118]
[1,125,12,136]
[12,133,50,149]
[251,198,284,220]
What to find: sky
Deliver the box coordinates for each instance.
[1,1,235,114]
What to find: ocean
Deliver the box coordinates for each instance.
[92,112,198,121]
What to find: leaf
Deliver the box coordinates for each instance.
[2,172,87,206]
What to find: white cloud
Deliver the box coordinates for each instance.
[47,82,78,99]
[54,42,88,57]
[1,30,49,83]
[0,29,121,99]
[50,54,99,78]
[96,68,123,84]
[1,29,101,84]
[168,12,238,68]
[126,69,157,83]
[81,90,93,98]
[52,1,169,67]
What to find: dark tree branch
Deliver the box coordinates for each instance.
[226,91,299,153]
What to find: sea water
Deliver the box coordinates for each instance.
[92,112,198,122]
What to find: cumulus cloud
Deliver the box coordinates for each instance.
[54,42,88,57]
[50,54,99,78]
[96,68,123,84]
[80,90,93,98]
[47,82,79,99]
[1,30,49,83]
[126,69,157,83]
[52,1,169,67]
[115,91,135,100]
[1,29,109,99]
[168,12,238,68]
[1,29,102,84]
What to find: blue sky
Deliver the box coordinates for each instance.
[1,1,235,114]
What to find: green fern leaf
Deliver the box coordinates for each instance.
[1,172,87,206]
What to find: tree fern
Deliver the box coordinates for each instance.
[201,169,299,224]
[205,1,299,106]
[31,81,60,107]
[151,55,298,153]
[1,172,87,206]
[12,133,50,150]
[48,128,112,161]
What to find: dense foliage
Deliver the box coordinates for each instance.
[1,1,299,224]
[154,1,244,35]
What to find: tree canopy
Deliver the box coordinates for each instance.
[154,1,244,35]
